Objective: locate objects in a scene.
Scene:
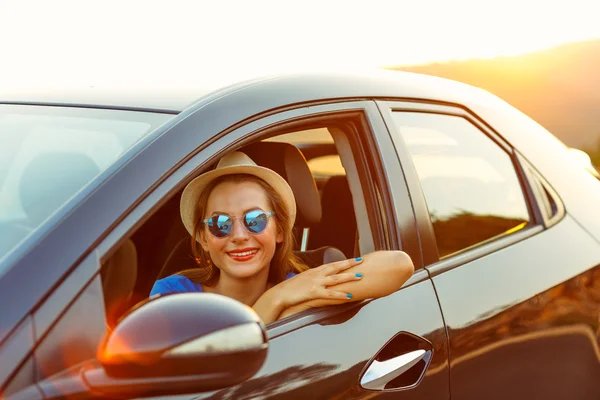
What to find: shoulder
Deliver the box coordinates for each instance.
[150,274,203,297]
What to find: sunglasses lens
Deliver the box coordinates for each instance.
[244,210,269,234]
[206,214,232,238]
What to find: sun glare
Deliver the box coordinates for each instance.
[0,0,599,87]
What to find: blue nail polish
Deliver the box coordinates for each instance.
[355,257,363,262]
[355,273,363,278]
[346,293,353,299]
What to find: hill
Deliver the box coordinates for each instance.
[389,39,600,153]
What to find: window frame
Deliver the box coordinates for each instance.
[94,100,418,338]
[377,100,546,274]
[516,151,566,228]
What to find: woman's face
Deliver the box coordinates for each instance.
[200,180,283,280]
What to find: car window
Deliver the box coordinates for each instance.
[103,115,380,324]
[0,105,172,265]
[391,112,530,259]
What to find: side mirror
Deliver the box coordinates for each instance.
[82,293,268,398]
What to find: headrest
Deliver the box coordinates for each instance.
[18,152,100,225]
[241,142,322,226]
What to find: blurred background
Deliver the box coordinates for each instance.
[2,0,599,165]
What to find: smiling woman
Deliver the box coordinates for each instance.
[150,150,414,323]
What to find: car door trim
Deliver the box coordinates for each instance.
[0,316,35,390]
[426,225,544,277]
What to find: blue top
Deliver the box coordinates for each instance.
[150,272,296,297]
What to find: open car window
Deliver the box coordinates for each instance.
[99,107,389,329]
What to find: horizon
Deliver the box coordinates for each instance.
[387,37,600,68]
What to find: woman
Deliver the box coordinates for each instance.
[151,151,414,324]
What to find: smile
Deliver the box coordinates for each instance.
[227,249,258,258]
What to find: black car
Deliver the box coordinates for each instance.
[1,70,600,399]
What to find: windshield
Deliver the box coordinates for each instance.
[0,104,174,264]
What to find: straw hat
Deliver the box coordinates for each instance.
[180,151,296,240]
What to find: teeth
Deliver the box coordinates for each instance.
[230,250,258,257]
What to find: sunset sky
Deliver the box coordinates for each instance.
[1,0,600,88]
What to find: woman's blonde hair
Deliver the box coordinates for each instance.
[177,174,308,286]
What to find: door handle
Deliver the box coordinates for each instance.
[360,349,427,390]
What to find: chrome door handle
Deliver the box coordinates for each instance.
[360,349,427,390]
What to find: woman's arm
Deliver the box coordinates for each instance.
[278,250,414,320]
[252,257,366,324]
[252,288,287,325]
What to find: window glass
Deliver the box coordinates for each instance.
[0,105,172,265]
[391,112,530,258]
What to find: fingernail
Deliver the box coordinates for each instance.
[346,293,353,299]
[355,273,363,278]
[355,257,363,262]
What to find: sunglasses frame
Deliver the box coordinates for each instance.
[202,209,276,238]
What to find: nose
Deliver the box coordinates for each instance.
[229,218,250,243]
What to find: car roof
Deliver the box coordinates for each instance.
[0,70,493,114]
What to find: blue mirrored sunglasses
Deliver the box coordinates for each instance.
[203,209,276,238]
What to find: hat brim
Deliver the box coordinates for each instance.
[180,164,297,241]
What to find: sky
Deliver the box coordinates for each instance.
[1,0,600,89]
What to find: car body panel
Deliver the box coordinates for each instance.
[432,215,600,398]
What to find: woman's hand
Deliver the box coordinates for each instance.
[278,250,414,320]
[276,257,365,308]
[252,257,364,324]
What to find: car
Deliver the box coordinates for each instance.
[1,70,600,400]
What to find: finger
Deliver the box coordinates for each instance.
[319,289,355,301]
[323,272,363,286]
[322,257,363,275]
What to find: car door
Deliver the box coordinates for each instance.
[177,101,449,399]
[2,87,450,399]
[379,100,600,399]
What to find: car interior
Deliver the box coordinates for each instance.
[100,124,362,328]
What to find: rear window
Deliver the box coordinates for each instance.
[0,104,173,265]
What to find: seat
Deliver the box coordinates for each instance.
[156,142,346,281]
[101,239,138,328]
[242,141,323,246]
[308,175,357,258]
